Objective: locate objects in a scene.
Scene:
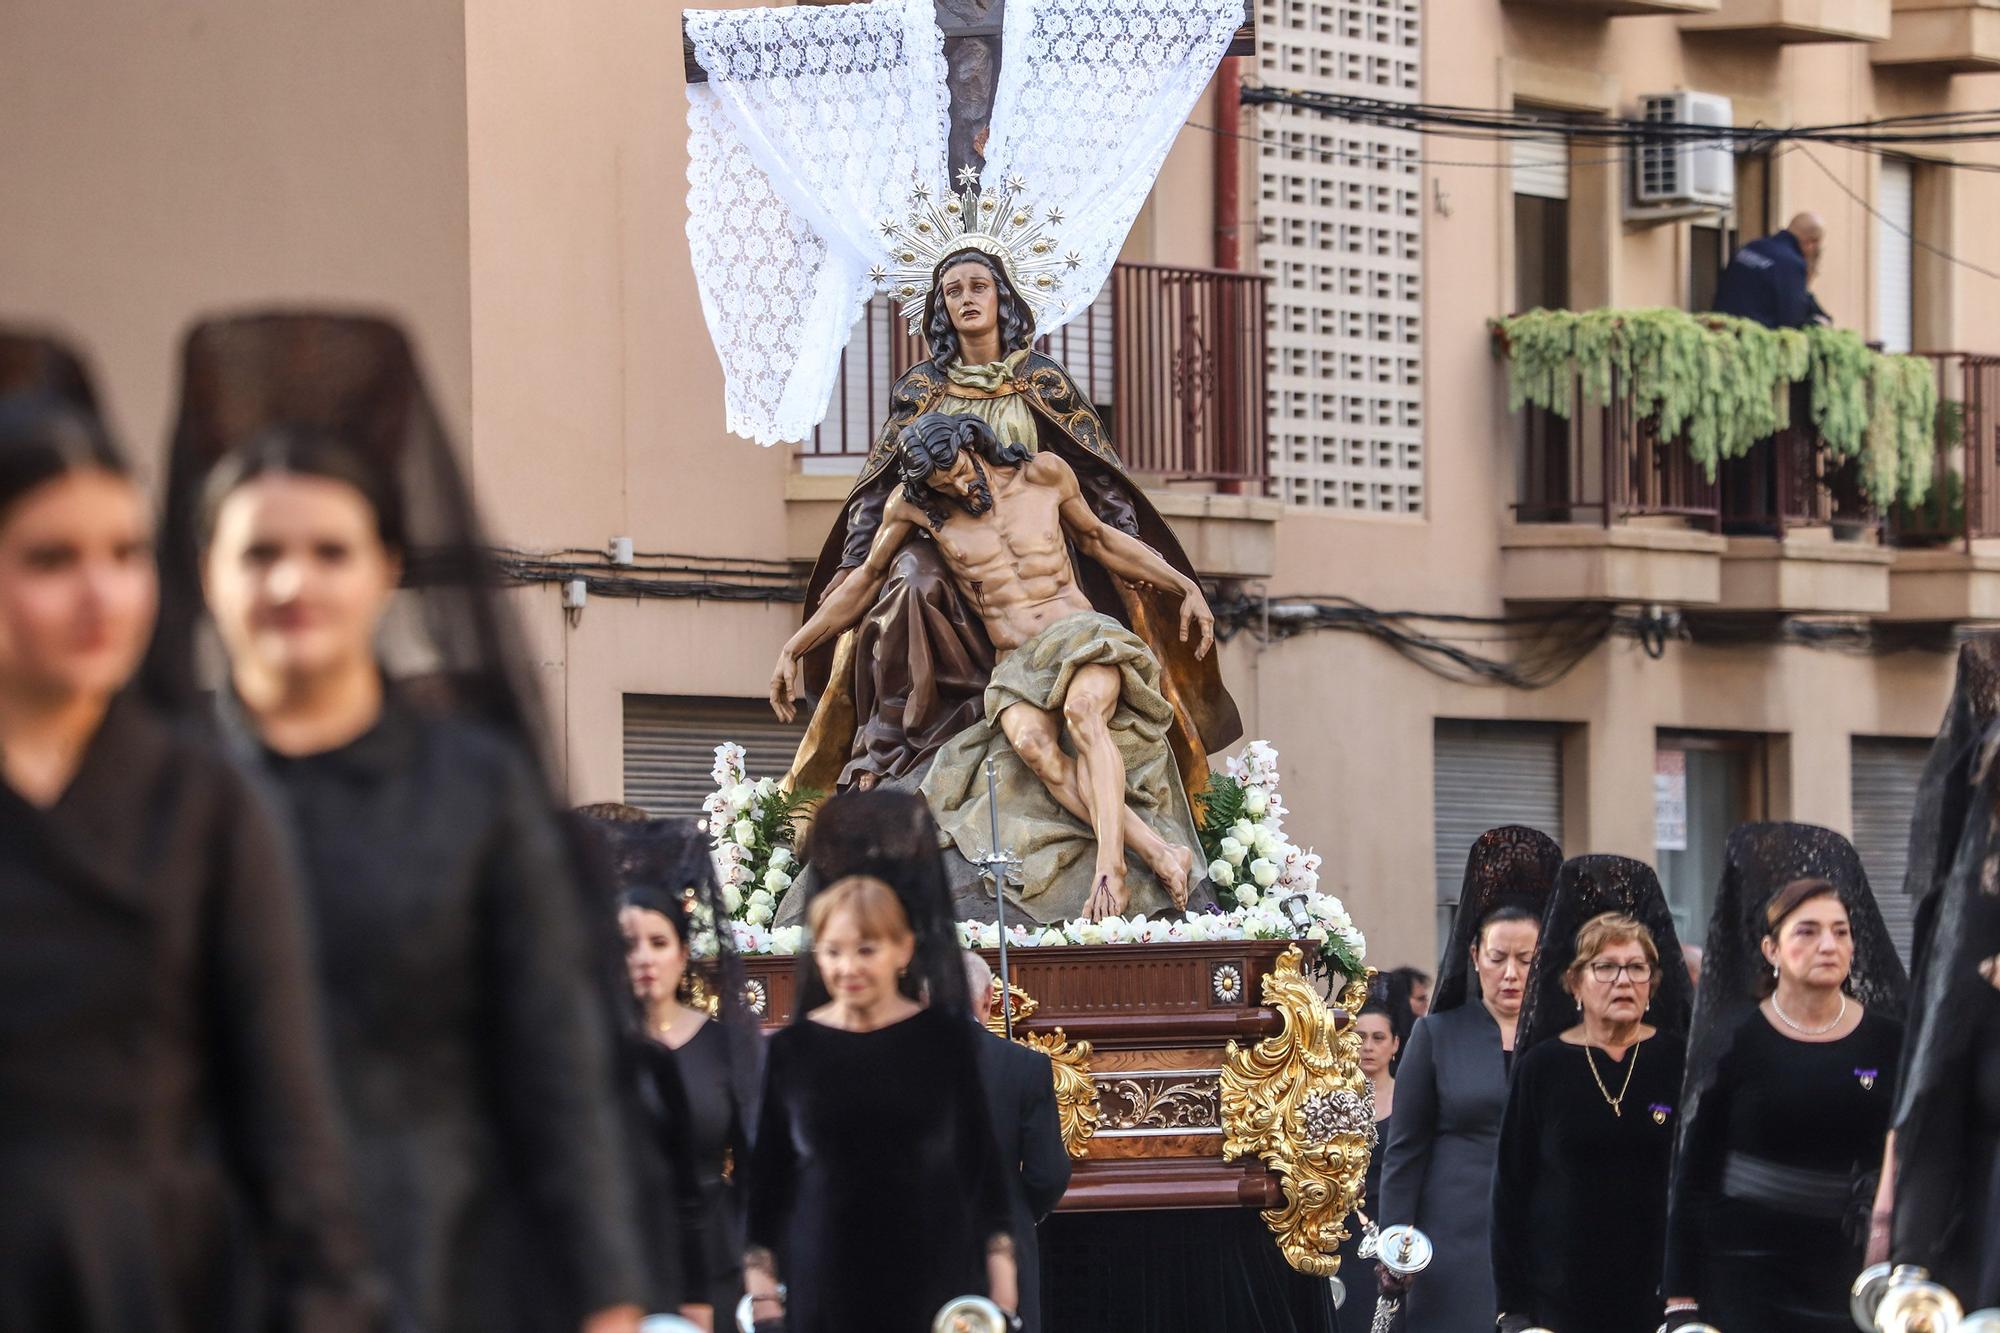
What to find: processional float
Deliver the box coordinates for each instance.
[679,0,1376,1321]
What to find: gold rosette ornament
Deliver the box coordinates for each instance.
[1220,948,1376,1276]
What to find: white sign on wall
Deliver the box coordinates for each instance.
[1655,749,1688,852]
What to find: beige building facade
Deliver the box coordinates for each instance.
[6,0,2000,971]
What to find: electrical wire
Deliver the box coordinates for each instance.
[1793,143,2000,283]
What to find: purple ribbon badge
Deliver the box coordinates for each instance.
[1649,1103,1673,1125]
[1855,1068,1879,1091]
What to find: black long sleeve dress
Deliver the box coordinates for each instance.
[230,693,643,1333]
[1894,983,2000,1308]
[1491,1033,1687,1333]
[637,1019,758,1310]
[745,1007,1013,1333]
[1664,1007,1903,1332]
[0,696,374,1332]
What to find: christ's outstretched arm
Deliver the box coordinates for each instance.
[1038,453,1216,659]
[770,496,919,721]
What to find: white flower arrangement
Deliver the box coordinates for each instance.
[701,743,815,928]
[706,739,1367,977]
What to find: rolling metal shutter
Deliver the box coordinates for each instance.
[1511,134,1569,202]
[622,696,807,819]
[1875,159,1914,355]
[1433,720,1566,954]
[1850,736,1930,964]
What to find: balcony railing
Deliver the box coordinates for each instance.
[1513,369,1908,539]
[805,261,1270,488]
[1889,353,2000,548]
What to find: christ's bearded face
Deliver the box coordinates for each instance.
[925,448,995,517]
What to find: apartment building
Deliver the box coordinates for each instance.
[6,0,1998,968]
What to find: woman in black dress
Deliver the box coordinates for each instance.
[1892,720,2000,1310]
[1379,825,1560,1333]
[0,335,374,1331]
[1333,1001,1396,1332]
[600,815,762,1330]
[1664,824,1908,1333]
[742,791,1015,1333]
[1492,854,1695,1333]
[143,313,645,1333]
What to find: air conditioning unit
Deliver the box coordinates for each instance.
[1634,92,1734,210]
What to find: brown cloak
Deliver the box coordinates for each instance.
[783,352,1242,802]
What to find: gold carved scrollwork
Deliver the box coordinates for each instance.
[1220,948,1375,1277]
[982,978,1100,1159]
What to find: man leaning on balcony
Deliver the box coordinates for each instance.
[1711,211,1831,331]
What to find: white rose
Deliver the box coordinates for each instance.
[773,926,805,955]
[1234,886,1260,909]
[749,888,776,911]
[1208,859,1235,888]
[1307,923,1329,943]
[1242,789,1268,817]
[1252,829,1281,860]
[761,868,791,894]
[721,883,744,914]
[1250,857,1280,888]
[1230,819,1257,845]
[731,819,756,846]
[1073,921,1107,946]
[728,782,757,812]
[745,902,774,927]
[755,776,777,797]
[1218,836,1247,867]
[1183,915,1212,941]
[769,846,794,871]
[1038,927,1066,947]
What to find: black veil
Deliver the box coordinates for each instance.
[1892,721,2000,1288]
[0,331,103,414]
[791,790,972,1022]
[583,813,763,1112]
[1677,823,1909,1163]
[140,310,549,777]
[1432,825,1564,1015]
[1901,636,2000,976]
[1517,854,1694,1055]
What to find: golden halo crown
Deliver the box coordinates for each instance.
[869,169,1081,337]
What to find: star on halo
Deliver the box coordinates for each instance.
[955,164,981,189]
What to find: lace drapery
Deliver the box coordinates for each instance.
[685,0,948,445]
[684,0,1240,445]
[981,0,1244,332]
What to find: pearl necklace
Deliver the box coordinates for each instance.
[1771,991,1847,1036]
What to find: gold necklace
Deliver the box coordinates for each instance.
[1584,1039,1639,1117]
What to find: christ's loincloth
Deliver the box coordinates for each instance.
[920,610,1210,923]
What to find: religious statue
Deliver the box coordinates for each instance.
[775,178,1243,923]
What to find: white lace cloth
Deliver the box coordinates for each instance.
[685,0,1241,446]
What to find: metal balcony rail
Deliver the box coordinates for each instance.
[1890,353,2000,548]
[806,261,1270,488]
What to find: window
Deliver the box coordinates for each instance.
[1433,720,1566,953]
[1656,732,1768,944]
[1514,127,1570,519]
[623,696,806,818]
[1690,150,1771,314]
[1877,158,1915,354]
[1850,737,1931,963]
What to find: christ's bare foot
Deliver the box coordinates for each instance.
[1144,842,1193,910]
[1083,867,1130,922]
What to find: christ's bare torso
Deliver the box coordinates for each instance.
[920,458,1092,653]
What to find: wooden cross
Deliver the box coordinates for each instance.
[683,0,1254,177]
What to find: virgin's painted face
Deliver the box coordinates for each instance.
[939,259,999,343]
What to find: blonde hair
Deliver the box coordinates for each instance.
[805,874,914,944]
[1563,912,1659,991]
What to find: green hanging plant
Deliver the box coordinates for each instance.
[1491,309,1938,504]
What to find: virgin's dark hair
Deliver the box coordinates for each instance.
[921,249,1035,365]
[196,429,406,552]
[1357,1001,1395,1024]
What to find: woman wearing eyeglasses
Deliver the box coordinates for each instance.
[1490,854,1694,1333]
